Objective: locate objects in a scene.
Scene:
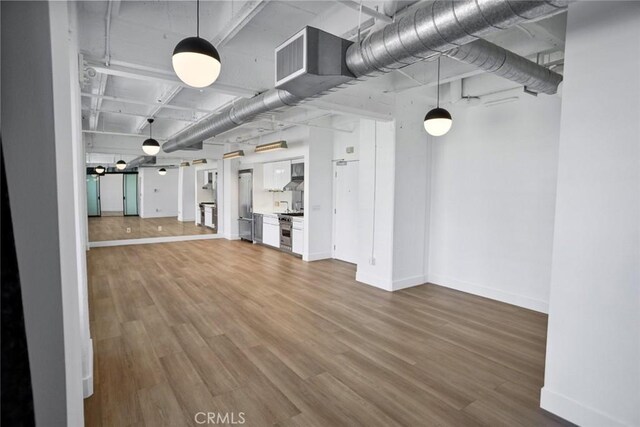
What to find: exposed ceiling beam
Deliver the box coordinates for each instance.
[300,99,394,121]
[89,73,108,131]
[81,107,198,123]
[257,117,353,134]
[212,0,271,46]
[80,93,213,114]
[82,130,167,141]
[134,85,185,133]
[84,57,258,98]
[336,0,393,24]
[516,21,566,50]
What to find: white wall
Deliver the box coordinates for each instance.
[99,174,123,212]
[332,116,360,162]
[541,3,640,426]
[2,1,87,424]
[139,168,179,218]
[178,166,195,222]
[428,95,561,312]
[355,120,396,289]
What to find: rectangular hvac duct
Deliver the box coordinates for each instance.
[275,27,354,98]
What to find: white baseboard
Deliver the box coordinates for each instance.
[427,273,549,313]
[392,274,427,291]
[225,234,240,241]
[82,338,93,398]
[305,251,332,262]
[355,270,393,291]
[540,387,627,427]
[89,233,222,248]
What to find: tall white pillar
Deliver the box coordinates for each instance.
[541,3,640,426]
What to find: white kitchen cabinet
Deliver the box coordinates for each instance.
[263,223,280,247]
[274,160,291,190]
[262,161,291,191]
[292,219,304,255]
[262,162,274,191]
[263,214,280,247]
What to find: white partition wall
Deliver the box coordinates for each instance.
[139,168,179,218]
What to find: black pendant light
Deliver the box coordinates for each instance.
[94,165,105,174]
[142,118,160,155]
[116,160,127,170]
[172,0,221,88]
[424,57,453,137]
[158,167,167,176]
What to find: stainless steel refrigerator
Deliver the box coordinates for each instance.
[238,170,253,241]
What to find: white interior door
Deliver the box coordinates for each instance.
[333,161,359,264]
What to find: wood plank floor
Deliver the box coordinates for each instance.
[88,216,215,242]
[84,239,566,427]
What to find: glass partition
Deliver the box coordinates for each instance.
[123,173,138,216]
[86,175,101,217]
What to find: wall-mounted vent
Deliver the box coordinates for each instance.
[275,27,354,98]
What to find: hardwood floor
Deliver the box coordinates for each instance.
[88,216,215,242]
[84,239,565,426]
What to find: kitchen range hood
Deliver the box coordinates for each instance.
[283,162,304,191]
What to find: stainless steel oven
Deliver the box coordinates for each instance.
[279,215,292,252]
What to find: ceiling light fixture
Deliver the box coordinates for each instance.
[172,0,221,88]
[94,165,105,174]
[158,168,167,176]
[180,161,191,167]
[116,160,127,170]
[255,140,288,153]
[223,150,245,160]
[192,158,208,165]
[142,118,160,155]
[424,57,453,137]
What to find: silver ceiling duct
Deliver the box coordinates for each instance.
[163,0,568,153]
[125,155,156,170]
[162,89,300,152]
[445,38,562,94]
[345,0,567,87]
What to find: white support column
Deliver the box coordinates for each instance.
[304,124,334,261]
[178,165,196,222]
[223,149,240,240]
[354,119,396,290]
[541,3,640,426]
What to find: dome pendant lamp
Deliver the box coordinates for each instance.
[116,160,127,170]
[172,0,221,88]
[424,57,453,137]
[142,118,160,155]
[158,168,167,176]
[95,165,105,174]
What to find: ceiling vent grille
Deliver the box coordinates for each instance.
[275,27,354,98]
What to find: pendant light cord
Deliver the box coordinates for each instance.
[196,0,200,38]
[436,56,441,108]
